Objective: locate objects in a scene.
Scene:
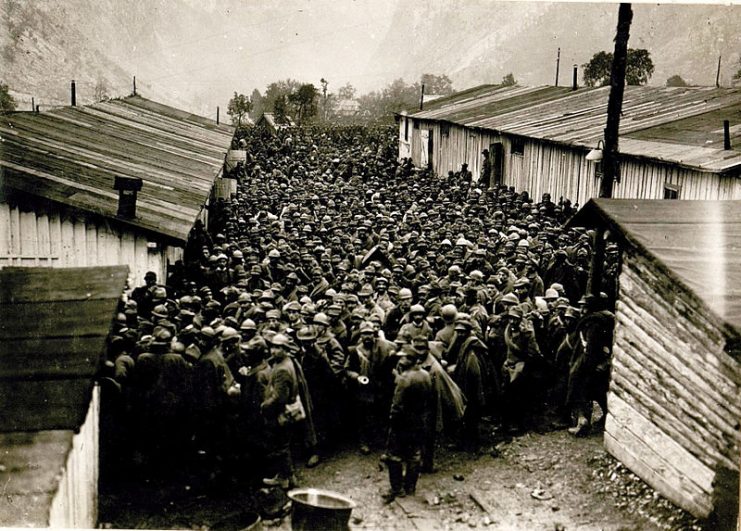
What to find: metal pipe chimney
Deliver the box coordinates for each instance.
[71,80,76,106]
[724,120,732,150]
[572,65,578,91]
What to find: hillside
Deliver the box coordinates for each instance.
[0,0,224,113]
[1,1,739,115]
[369,1,741,90]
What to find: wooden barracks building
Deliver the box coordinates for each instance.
[399,85,741,204]
[0,94,235,284]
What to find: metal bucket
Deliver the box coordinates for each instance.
[288,488,356,531]
[210,510,262,531]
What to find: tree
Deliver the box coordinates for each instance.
[273,94,288,124]
[732,58,741,86]
[94,78,110,102]
[583,48,654,87]
[625,49,654,86]
[501,73,517,87]
[666,74,688,87]
[227,92,253,126]
[337,82,357,100]
[288,83,319,125]
[420,73,454,95]
[249,88,264,120]
[357,78,421,123]
[264,79,303,114]
[0,82,16,112]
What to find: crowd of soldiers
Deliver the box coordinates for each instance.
[102,124,617,502]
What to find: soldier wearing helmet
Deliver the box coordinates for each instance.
[194,324,236,479]
[381,343,432,503]
[398,304,432,341]
[260,333,301,489]
[383,287,414,341]
[294,325,333,468]
[312,312,346,379]
[345,321,395,455]
[445,314,490,452]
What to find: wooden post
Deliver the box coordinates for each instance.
[555,47,561,86]
[419,83,425,111]
[599,3,633,199]
[572,65,578,90]
[31,97,34,111]
[133,76,137,96]
[715,56,721,88]
[723,120,731,150]
[588,226,606,296]
[71,80,76,106]
[216,106,220,125]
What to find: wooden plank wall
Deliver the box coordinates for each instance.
[0,200,177,285]
[48,385,99,528]
[405,118,741,201]
[605,248,741,518]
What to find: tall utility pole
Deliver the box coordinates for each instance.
[555,47,561,86]
[599,3,633,199]
[715,55,722,88]
[320,78,329,121]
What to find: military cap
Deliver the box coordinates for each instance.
[240,319,257,331]
[296,326,317,341]
[544,288,559,301]
[270,333,290,347]
[468,270,485,281]
[359,321,376,334]
[313,312,330,326]
[500,293,520,306]
[398,288,413,300]
[454,315,473,330]
[221,327,240,343]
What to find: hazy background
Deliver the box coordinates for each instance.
[1,0,739,116]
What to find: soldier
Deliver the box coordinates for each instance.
[261,333,301,489]
[345,321,395,454]
[383,287,413,341]
[567,294,615,436]
[434,304,458,349]
[194,326,236,481]
[445,315,488,451]
[502,306,543,434]
[398,304,432,341]
[381,345,432,502]
[295,325,336,465]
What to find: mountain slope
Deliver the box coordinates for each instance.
[369,2,741,90]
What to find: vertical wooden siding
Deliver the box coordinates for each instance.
[404,118,741,201]
[48,386,100,528]
[0,200,178,285]
[604,249,741,518]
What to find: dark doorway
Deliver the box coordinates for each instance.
[490,142,504,187]
[427,129,434,170]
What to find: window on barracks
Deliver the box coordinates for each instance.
[440,122,450,137]
[664,184,680,200]
[510,137,524,156]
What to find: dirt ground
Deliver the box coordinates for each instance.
[100,426,703,531]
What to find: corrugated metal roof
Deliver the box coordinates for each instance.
[0,265,129,432]
[410,85,741,172]
[0,96,235,243]
[569,199,741,338]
